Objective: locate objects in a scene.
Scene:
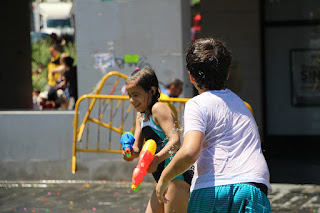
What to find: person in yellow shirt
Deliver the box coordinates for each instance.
[47,45,61,89]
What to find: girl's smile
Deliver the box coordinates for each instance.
[126,82,152,113]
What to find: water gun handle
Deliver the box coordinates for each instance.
[131,139,157,192]
[120,132,135,158]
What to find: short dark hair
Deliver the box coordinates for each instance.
[165,78,183,89]
[50,44,60,51]
[186,38,232,90]
[64,56,74,67]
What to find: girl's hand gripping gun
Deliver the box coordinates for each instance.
[120,132,135,158]
[131,139,157,192]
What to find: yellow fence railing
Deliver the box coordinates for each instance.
[72,71,189,174]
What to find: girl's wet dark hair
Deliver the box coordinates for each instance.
[126,68,160,114]
[186,38,232,90]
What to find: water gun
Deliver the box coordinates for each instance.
[131,139,157,192]
[120,132,135,158]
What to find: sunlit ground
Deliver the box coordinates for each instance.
[1,181,320,213]
[0,180,154,213]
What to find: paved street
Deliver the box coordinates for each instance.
[1,180,320,213]
[269,184,320,213]
[0,180,153,213]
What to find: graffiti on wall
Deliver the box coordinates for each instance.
[95,53,153,74]
[115,56,152,70]
[94,53,115,74]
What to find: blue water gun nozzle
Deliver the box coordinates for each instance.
[120,132,135,158]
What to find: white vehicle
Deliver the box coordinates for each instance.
[32,2,74,37]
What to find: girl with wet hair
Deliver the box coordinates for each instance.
[124,68,193,213]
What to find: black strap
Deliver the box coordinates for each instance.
[245,182,268,196]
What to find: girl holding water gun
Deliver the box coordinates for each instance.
[123,68,193,213]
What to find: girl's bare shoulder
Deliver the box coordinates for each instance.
[152,102,172,115]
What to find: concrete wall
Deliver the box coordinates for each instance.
[200,0,264,132]
[74,0,193,98]
[0,111,153,181]
[0,111,75,180]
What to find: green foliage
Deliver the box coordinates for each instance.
[31,38,77,92]
[31,39,50,92]
[190,0,200,7]
[63,42,77,65]
[31,39,51,70]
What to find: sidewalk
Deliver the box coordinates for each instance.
[1,180,320,213]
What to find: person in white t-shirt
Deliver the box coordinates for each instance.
[156,37,271,213]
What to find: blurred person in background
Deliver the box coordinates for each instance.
[47,44,61,90]
[49,33,66,52]
[160,78,183,98]
[51,53,70,85]
[55,56,78,109]
[160,78,183,127]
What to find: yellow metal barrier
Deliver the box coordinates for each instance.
[72,71,189,174]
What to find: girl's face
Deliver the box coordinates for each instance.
[126,82,152,113]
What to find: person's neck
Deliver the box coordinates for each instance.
[163,88,171,97]
[143,111,151,121]
[199,87,227,94]
[198,88,207,94]
[52,54,59,60]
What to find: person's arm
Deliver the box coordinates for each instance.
[155,130,204,203]
[57,79,66,88]
[147,102,180,173]
[51,64,66,74]
[123,112,144,161]
[51,65,66,83]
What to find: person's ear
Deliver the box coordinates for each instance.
[150,86,156,95]
[189,72,196,83]
[226,71,230,80]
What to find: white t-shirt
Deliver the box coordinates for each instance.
[184,89,271,192]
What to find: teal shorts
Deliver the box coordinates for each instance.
[187,183,271,213]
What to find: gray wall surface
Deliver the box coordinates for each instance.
[74,0,193,98]
[201,0,264,132]
[0,111,152,181]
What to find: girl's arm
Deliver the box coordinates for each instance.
[132,112,144,158]
[123,112,144,161]
[148,102,180,173]
[156,130,204,203]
